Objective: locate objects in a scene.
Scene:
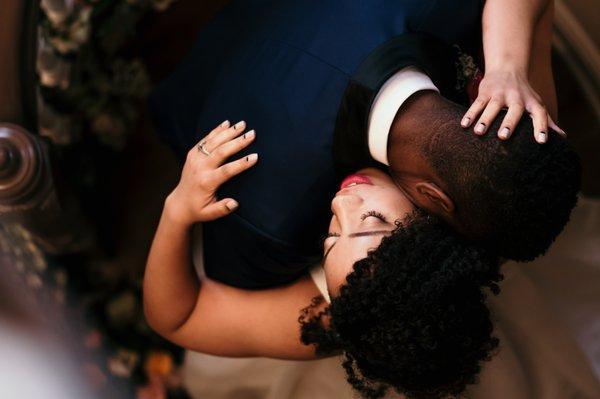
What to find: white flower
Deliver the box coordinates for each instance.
[71,6,92,44]
[40,0,76,26]
[458,53,478,79]
[48,37,75,54]
[47,5,92,54]
[37,35,71,89]
[454,46,480,91]
[107,350,139,378]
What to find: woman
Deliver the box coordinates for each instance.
[144,122,502,398]
[144,0,562,397]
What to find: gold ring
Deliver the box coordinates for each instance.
[197,141,211,156]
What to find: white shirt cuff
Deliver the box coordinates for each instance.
[368,66,439,165]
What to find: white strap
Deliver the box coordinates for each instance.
[309,265,331,303]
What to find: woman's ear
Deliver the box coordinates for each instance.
[414,182,455,215]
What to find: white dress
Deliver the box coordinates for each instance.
[185,197,600,399]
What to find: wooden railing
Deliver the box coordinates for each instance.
[0,1,36,126]
[555,0,600,119]
[0,1,93,254]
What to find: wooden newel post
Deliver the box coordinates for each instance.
[0,124,51,212]
[0,123,94,253]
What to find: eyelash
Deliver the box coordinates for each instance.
[322,211,387,248]
[361,210,387,223]
[321,232,340,249]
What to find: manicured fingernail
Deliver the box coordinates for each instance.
[557,127,567,137]
[499,127,511,139]
[461,117,471,127]
[475,122,486,134]
[234,121,245,130]
[221,120,230,127]
[246,153,258,162]
[225,200,238,211]
[537,131,547,143]
[244,130,255,139]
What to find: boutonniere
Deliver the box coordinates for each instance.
[454,46,484,103]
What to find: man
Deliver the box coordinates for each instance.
[150,0,580,289]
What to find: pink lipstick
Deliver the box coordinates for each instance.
[339,174,373,190]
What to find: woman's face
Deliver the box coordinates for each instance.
[323,168,416,297]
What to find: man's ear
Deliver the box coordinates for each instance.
[414,182,455,215]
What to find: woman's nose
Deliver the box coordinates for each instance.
[331,194,363,217]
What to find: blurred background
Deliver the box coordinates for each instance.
[0,1,598,398]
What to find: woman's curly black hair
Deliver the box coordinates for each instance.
[300,213,503,399]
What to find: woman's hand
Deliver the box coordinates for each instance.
[461,68,565,143]
[165,120,257,226]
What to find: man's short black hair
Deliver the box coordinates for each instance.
[425,108,581,261]
[300,213,502,399]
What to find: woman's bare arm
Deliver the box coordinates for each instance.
[482,0,548,76]
[143,198,201,335]
[166,273,323,359]
[145,198,323,359]
[462,0,564,142]
[143,121,324,360]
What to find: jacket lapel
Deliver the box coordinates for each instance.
[333,33,462,176]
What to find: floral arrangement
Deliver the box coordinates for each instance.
[27,1,194,398]
[0,221,191,398]
[37,0,177,149]
[453,45,484,104]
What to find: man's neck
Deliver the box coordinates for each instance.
[387,90,444,172]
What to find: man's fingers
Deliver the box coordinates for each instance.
[200,198,239,221]
[529,104,549,144]
[462,97,488,128]
[497,103,524,140]
[211,129,256,164]
[474,98,504,136]
[215,153,258,185]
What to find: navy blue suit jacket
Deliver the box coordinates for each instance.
[150,0,483,288]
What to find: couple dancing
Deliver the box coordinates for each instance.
[143,1,581,398]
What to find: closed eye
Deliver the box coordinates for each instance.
[322,232,340,258]
[321,232,340,247]
[360,210,388,223]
